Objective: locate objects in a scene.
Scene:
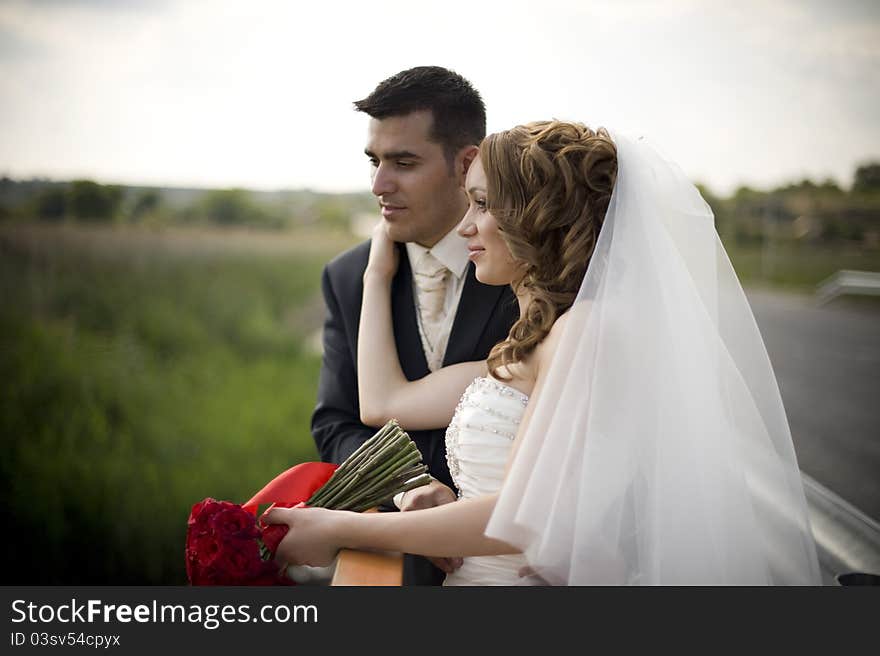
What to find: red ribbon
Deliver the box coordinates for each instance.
[242,461,338,517]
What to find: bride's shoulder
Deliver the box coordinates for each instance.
[496,310,577,391]
[535,311,573,370]
[544,311,572,345]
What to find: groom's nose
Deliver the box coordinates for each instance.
[371,163,396,197]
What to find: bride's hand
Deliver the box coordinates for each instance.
[262,506,345,568]
[365,221,399,281]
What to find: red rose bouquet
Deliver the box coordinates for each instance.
[186,420,429,585]
[186,499,293,585]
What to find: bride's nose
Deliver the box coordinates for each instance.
[457,213,476,237]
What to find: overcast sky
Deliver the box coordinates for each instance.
[1,0,878,195]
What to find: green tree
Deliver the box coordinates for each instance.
[68,180,123,222]
[34,186,67,221]
[819,178,843,195]
[130,189,162,221]
[200,188,264,225]
[852,163,880,194]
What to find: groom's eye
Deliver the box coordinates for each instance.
[396,160,414,168]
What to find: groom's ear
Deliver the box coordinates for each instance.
[457,145,480,185]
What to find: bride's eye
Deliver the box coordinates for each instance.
[475,198,488,212]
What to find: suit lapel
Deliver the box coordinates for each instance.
[444,263,508,366]
[392,244,430,379]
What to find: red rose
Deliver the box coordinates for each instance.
[186,536,221,584]
[188,498,223,527]
[188,499,209,525]
[186,497,296,585]
[186,500,225,580]
[210,505,260,540]
[222,537,263,580]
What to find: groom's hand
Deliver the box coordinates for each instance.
[398,479,456,512]
[399,480,463,574]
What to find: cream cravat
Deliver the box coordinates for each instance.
[413,250,451,371]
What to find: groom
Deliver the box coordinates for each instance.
[311,66,518,585]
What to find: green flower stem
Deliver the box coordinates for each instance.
[337,464,428,512]
[313,469,365,509]
[355,444,420,488]
[315,435,411,507]
[314,439,412,508]
[308,422,399,505]
[335,422,399,473]
[348,473,433,513]
[339,456,424,509]
[308,427,400,506]
[305,420,431,512]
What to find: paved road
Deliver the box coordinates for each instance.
[746,288,880,523]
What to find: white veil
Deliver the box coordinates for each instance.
[485,133,822,585]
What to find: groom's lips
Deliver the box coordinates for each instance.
[380,204,406,218]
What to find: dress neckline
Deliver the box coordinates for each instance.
[474,376,530,402]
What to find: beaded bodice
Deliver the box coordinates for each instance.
[445,376,530,500]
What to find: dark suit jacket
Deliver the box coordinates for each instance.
[310,239,518,583]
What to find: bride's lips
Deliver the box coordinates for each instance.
[468,245,485,261]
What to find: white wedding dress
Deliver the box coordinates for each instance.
[442,376,535,586]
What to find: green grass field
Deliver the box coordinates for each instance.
[725,240,880,291]
[0,223,358,584]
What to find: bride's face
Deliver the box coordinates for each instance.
[457,155,521,286]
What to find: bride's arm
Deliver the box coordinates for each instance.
[266,315,566,566]
[358,224,485,430]
[266,494,515,566]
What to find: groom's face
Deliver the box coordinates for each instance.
[365,109,469,248]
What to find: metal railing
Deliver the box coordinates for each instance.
[816,270,880,305]
[802,473,880,585]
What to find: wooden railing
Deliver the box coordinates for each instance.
[331,549,403,586]
[329,508,403,586]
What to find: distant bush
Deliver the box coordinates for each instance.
[199,188,255,224]
[853,163,880,194]
[129,189,162,221]
[34,186,68,221]
[68,180,124,222]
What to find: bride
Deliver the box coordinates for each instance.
[266,121,822,585]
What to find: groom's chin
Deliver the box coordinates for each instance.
[383,221,414,244]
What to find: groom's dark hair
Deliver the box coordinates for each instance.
[354,66,486,165]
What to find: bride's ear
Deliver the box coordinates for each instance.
[458,145,480,184]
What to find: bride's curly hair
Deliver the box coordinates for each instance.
[483,121,617,379]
